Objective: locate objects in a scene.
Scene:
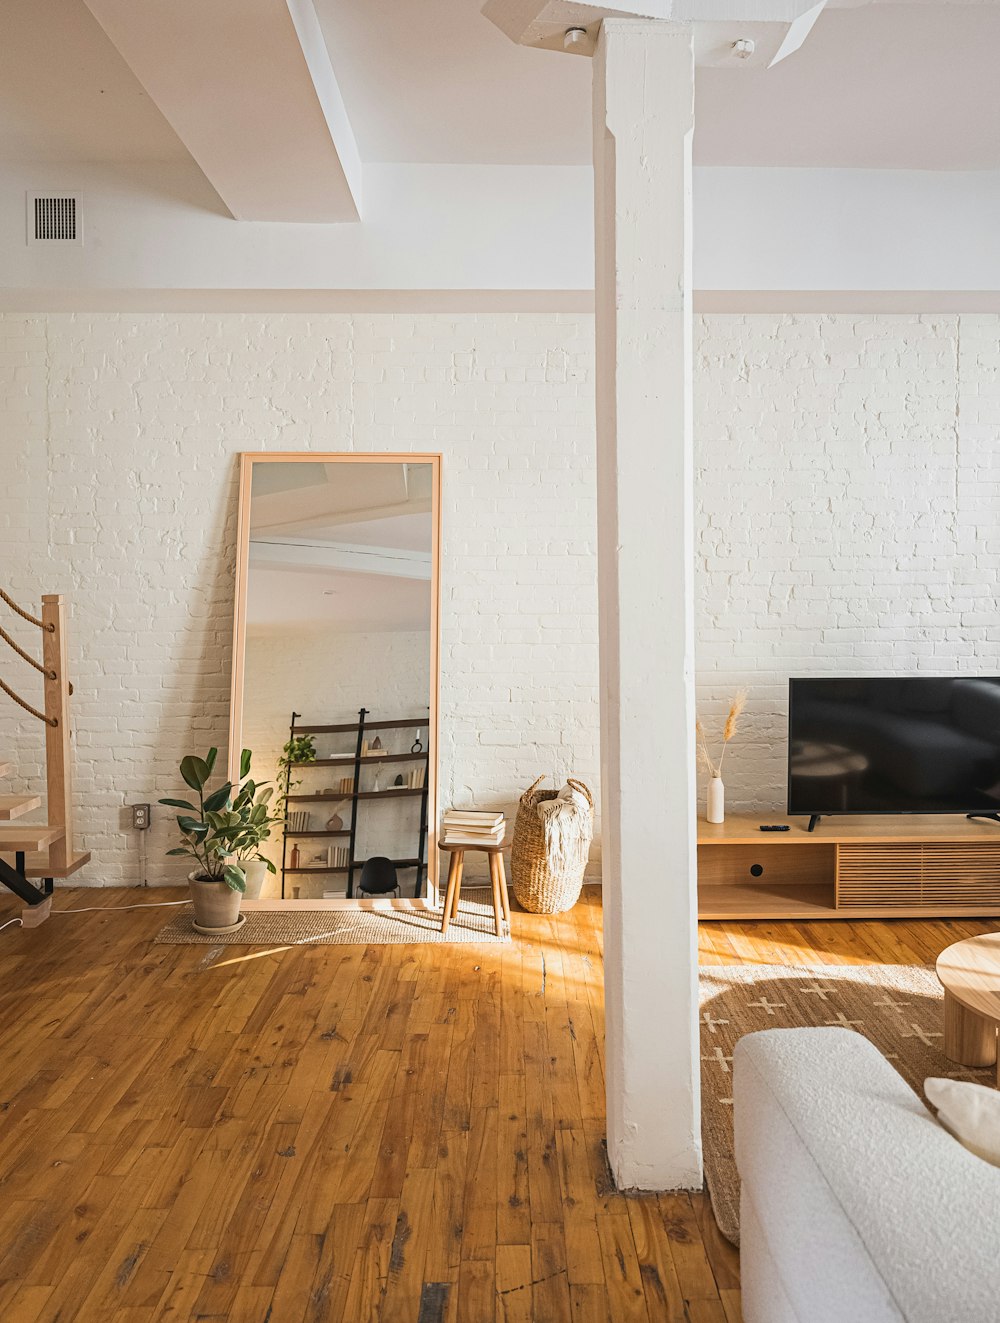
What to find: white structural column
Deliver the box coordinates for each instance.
[594,19,701,1190]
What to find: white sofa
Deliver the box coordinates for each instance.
[734,1027,1000,1323]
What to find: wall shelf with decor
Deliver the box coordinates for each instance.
[699,813,1000,919]
[280,709,429,900]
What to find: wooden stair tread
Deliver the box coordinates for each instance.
[0,795,41,821]
[0,824,65,850]
[5,849,91,879]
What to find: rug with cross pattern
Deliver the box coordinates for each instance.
[698,963,992,1245]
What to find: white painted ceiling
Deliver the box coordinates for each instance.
[3,1,1000,170]
[0,0,188,162]
[317,1,1000,169]
[695,4,1000,170]
[313,0,592,166]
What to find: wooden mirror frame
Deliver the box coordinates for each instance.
[228,451,442,901]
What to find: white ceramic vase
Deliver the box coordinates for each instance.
[707,775,725,824]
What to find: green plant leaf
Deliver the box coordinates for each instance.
[180,755,210,792]
[166,847,192,856]
[202,783,233,814]
[223,864,247,893]
[240,748,252,779]
[205,747,218,776]
[159,796,196,810]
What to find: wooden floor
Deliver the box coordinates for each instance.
[0,887,995,1322]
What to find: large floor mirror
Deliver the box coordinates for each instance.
[229,454,441,904]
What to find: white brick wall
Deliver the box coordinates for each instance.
[0,312,600,886]
[695,313,1000,811]
[3,310,995,885]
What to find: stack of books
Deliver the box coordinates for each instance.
[441,808,505,847]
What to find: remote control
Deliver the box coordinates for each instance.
[759,824,790,832]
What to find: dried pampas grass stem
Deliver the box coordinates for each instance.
[696,719,717,778]
[697,688,749,778]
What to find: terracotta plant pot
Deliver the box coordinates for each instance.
[188,873,243,932]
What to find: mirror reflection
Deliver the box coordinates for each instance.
[234,456,438,902]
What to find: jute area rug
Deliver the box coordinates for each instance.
[699,963,992,1247]
[154,895,509,946]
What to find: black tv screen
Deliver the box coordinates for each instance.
[787,677,1000,817]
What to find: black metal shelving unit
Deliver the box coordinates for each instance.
[280,708,430,899]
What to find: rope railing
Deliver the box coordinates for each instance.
[0,587,49,631]
[0,675,55,726]
[0,621,52,678]
[0,588,72,724]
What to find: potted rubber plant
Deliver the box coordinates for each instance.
[231,764,282,899]
[160,747,276,931]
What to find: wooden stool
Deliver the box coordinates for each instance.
[439,840,510,937]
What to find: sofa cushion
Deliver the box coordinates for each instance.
[925,1077,1000,1168]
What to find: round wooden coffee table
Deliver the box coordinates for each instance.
[936,932,1000,1083]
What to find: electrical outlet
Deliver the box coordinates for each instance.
[131,803,151,831]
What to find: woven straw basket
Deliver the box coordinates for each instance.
[510,775,594,914]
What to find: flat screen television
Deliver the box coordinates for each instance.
[787,677,1000,821]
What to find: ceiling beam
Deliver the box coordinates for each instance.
[82,0,361,222]
[249,539,432,581]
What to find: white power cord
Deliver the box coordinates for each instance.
[1,897,190,937]
[49,899,192,914]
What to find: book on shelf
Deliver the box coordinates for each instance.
[327,844,349,868]
[286,810,311,833]
[406,766,426,789]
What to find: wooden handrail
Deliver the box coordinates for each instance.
[41,595,74,872]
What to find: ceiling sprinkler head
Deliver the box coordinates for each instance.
[563,27,589,52]
[732,37,756,60]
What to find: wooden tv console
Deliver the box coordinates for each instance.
[698,814,1000,920]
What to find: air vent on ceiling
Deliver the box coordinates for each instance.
[26,194,83,246]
